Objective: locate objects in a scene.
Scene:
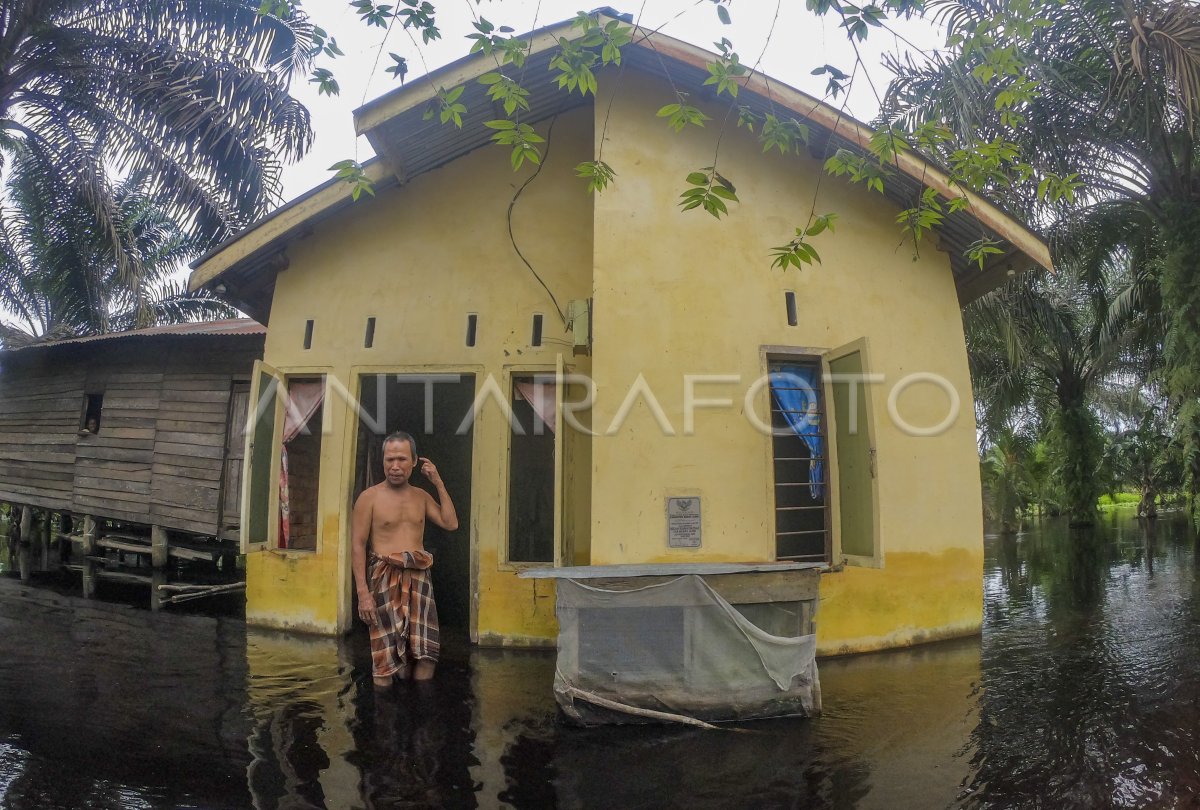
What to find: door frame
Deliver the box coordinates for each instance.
[345,365,484,640]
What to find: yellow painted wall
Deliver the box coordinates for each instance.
[244,66,986,656]
[247,107,594,641]
[587,71,984,655]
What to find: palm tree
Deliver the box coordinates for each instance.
[0,0,314,288]
[1100,394,1182,518]
[0,150,234,348]
[981,427,1036,533]
[966,265,1132,526]
[884,0,1200,524]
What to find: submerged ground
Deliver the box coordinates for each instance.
[0,509,1196,809]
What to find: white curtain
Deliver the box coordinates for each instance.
[515,380,556,434]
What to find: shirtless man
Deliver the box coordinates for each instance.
[351,432,458,686]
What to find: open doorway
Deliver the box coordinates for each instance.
[353,374,475,632]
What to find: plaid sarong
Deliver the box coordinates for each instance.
[368,549,440,677]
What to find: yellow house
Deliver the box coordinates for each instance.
[188,12,1050,657]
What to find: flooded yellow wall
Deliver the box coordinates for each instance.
[246,107,594,639]
[586,71,984,654]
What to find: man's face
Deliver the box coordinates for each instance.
[382,440,416,486]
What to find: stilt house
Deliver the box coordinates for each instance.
[0,321,264,599]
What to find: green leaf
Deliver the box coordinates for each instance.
[385,53,408,82]
[576,160,617,193]
[805,213,838,236]
[737,108,759,132]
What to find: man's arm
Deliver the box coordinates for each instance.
[350,489,378,626]
[419,457,459,531]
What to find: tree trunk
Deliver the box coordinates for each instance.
[1139,483,1157,520]
[1054,404,1102,527]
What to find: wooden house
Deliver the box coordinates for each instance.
[0,320,264,602]
[187,13,1050,657]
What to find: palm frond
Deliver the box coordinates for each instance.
[0,0,313,247]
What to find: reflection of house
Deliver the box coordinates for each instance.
[189,13,1050,654]
[0,321,264,599]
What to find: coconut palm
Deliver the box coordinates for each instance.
[0,0,314,290]
[884,0,1200,523]
[0,150,234,349]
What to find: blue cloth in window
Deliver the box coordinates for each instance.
[769,365,824,499]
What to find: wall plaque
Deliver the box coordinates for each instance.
[667,497,702,548]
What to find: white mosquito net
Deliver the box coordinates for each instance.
[553,575,820,725]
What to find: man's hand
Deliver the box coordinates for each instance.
[418,457,443,487]
[358,592,379,627]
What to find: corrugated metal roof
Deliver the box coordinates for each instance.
[1,319,265,355]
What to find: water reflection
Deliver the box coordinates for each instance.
[965,514,1200,808]
[0,511,1195,808]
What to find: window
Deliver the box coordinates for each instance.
[507,376,556,563]
[279,378,325,551]
[81,393,104,435]
[768,359,830,562]
[826,344,878,563]
[243,364,280,549]
[241,366,325,552]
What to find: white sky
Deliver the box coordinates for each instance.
[280,0,945,201]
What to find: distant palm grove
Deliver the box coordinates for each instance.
[884,0,1200,529]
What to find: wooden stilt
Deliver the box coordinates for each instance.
[40,510,52,571]
[81,515,97,599]
[150,525,168,611]
[151,525,169,568]
[18,506,32,582]
[151,569,167,612]
[0,504,9,566]
[1,502,12,564]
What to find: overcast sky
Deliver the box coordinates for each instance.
[280,0,944,201]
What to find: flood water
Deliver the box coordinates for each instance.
[0,509,1197,809]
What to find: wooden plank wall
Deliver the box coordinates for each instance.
[0,335,263,536]
[0,365,85,511]
[151,352,256,534]
[73,368,162,524]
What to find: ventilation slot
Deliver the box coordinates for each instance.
[364,317,376,348]
[303,320,314,349]
[531,314,543,347]
[466,314,478,347]
[785,292,798,327]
